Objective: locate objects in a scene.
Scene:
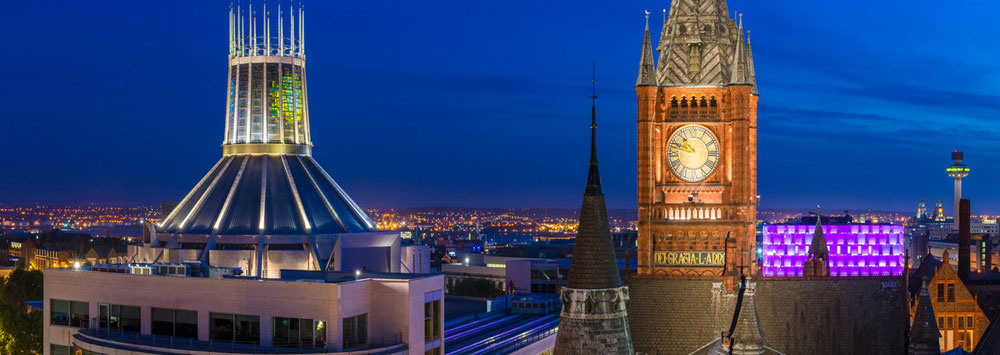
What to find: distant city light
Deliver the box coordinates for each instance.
[73,261,80,270]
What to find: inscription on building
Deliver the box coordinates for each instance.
[654,251,726,267]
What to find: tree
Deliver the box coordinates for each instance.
[0,268,44,354]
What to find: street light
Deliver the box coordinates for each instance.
[73,261,80,270]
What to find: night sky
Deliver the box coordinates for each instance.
[2,1,999,214]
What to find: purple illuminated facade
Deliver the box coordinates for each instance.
[762,224,905,277]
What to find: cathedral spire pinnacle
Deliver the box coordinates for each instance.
[636,11,657,87]
[729,14,751,85]
[553,66,633,355]
[809,205,829,259]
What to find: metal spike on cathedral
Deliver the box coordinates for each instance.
[553,66,635,355]
[147,2,378,278]
[635,0,758,291]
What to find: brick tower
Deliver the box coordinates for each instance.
[635,0,758,290]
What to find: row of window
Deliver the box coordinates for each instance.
[937,283,957,302]
[669,96,719,108]
[938,315,976,330]
[51,299,396,350]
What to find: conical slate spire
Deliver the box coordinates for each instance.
[636,11,657,87]
[553,68,634,355]
[567,66,621,290]
[809,206,829,259]
[909,279,941,355]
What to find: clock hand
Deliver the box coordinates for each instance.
[670,143,694,153]
[681,141,695,152]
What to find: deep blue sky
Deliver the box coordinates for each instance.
[1,1,998,214]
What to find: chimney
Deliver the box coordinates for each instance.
[959,199,971,282]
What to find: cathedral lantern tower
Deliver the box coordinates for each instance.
[153,3,377,278]
[635,1,758,290]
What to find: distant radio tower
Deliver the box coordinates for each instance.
[947,150,970,229]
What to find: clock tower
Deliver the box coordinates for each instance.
[635,2,757,290]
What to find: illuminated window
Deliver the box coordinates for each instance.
[250,63,266,142]
[424,300,442,341]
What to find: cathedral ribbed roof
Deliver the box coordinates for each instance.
[159,154,375,236]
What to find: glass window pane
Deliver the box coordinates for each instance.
[175,310,198,339]
[288,317,300,347]
[120,305,141,333]
[152,308,174,336]
[300,318,314,348]
[235,314,260,345]
[315,320,326,348]
[50,344,72,355]
[51,299,70,326]
[210,313,235,342]
[71,301,89,328]
[274,317,291,347]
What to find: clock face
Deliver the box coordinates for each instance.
[667,125,719,182]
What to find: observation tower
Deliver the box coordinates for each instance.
[144,3,387,278]
[947,150,970,230]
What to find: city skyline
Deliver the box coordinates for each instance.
[3,1,1000,213]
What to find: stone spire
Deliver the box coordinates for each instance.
[803,206,829,277]
[808,206,829,260]
[636,11,657,87]
[729,14,750,85]
[909,279,941,355]
[554,68,634,355]
[656,0,741,86]
[567,66,621,290]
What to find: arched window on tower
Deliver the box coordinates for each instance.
[700,96,708,107]
[671,97,678,108]
[710,97,718,107]
[680,97,688,108]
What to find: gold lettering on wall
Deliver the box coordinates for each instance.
[654,251,726,267]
